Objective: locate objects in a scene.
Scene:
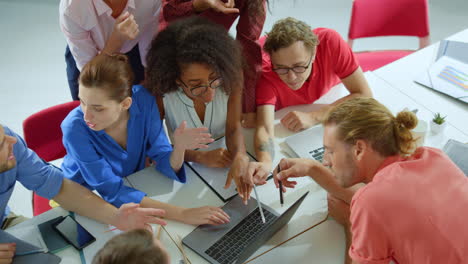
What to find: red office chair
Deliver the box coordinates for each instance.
[348,0,430,72]
[22,101,80,216]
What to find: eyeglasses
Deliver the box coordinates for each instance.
[180,77,223,96]
[272,54,314,75]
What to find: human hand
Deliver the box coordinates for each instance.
[224,154,252,204]
[181,206,230,225]
[173,121,214,150]
[0,243,16,264]
[112,11,139,43]
[328,194,351,227]
[247,162,271,185]
[193,0,239,14]
[113,203,166,232]
[199,148,232,168]
[273,158,319,192]
[280,110,320,132]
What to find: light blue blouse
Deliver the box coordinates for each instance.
[61,85,185,207]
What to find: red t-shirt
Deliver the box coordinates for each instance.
[256,28,359,110]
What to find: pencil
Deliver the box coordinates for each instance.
[278,165,284,207]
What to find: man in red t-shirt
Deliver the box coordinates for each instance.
[250,17,371,178]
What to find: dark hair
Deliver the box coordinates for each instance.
[79,54,133,101]
[145,16,244,96]
[92,229,168,264]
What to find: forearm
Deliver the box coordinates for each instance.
[192,0,212,12]
[308,164,354,203]
[170,146,185,172]
[184,149,202,163]
[140,196,185,222]
[226,124,247,159]
[101,32,124,55]
[254,126,274,166]
[308,90,368,124]
[54,179,118,226]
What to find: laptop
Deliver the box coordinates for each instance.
[285,125,325,162]
[183,192,309,264]
[443,139,468,175]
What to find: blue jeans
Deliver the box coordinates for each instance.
[65,45,145,100]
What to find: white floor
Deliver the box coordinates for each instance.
[1,0,467,218]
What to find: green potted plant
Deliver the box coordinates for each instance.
[430,112,447,134]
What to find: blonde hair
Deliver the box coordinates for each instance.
[323,97,418,156]
[264,17,319,54]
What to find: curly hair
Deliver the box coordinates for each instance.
[264,17,319,54]
[146,16,244,96]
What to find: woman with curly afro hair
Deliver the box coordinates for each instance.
[146,16,265,203]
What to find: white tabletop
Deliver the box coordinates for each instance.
[373,28,468,136]
[10,64,468,264]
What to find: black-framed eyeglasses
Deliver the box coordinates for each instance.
[180,77,223,96]
[272,54,314,75]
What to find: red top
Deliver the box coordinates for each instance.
[256,28,359,111]
[162,0,266,113]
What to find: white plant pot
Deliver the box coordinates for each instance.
[430,121,447,134]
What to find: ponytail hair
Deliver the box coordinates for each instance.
[323,97,418,156]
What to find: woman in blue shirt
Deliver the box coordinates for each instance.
[61,54,229,226]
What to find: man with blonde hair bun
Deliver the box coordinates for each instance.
[273,97,468,264]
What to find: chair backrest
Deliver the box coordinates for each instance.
[348,0,430,48]
[22,101,79,162]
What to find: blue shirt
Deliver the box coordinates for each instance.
[61,85,186,207]
[0,126,63,223]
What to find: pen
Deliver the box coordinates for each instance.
[252,184,266,224]
[278,165,284,207]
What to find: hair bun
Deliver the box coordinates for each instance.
[396,111,418,130]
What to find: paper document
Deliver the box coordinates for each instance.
[427,56,468,103]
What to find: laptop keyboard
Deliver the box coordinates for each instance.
[205,208,277,264]
[309,146,325,162]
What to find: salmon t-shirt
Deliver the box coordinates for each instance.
[349,147,468,264]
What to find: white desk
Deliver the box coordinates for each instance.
[373,28,468,136]
[9,71,468,264]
